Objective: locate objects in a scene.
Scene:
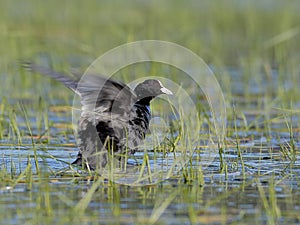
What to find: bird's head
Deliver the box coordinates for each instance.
[134,79,173,103]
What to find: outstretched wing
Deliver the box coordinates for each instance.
[23,62,78,92]
[24,62,137,116]
[76,74,136,118]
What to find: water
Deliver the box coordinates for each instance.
[1,122,300,224]
[1,75,300,225]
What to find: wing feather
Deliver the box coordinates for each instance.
[24,63,137,115]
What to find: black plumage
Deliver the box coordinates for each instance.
[26,63,172,171]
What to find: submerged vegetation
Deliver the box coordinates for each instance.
[0,0,300,224]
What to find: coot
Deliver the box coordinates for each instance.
[26,63,172,171]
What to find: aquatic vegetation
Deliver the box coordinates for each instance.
[0,0,300,224]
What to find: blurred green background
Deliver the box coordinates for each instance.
[1,0,299,102]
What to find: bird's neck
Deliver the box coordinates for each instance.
[135,96,153,106]
[135,97,153,115]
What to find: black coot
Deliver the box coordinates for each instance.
[26,63,172,171]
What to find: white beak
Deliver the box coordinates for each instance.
[160,87,173,95]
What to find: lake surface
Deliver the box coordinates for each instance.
[1,67,300,224]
